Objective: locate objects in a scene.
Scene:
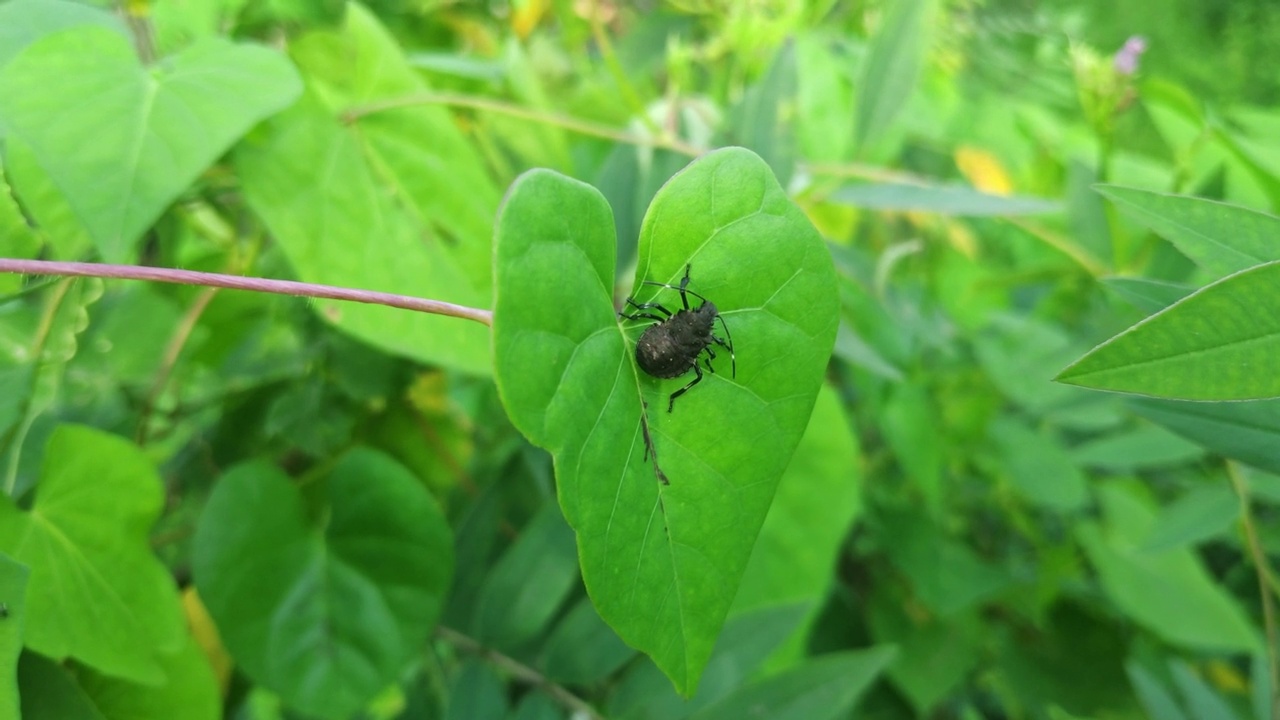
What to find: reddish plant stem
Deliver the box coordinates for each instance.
[0,259,494,326]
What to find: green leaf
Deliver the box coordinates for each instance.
[1057,261,1280,400]
[1126,661,1189,720]
[725,42,797,187]
[2,138,93,258]
[878,510,1010,616]
[288,3,501,293]
[730,384,862,662]
[1077,484,1258,653]
[0,426,184,684]
[830,183,1059,216]
[1069,424,1204,472]
[18,652,107,720]
[607,604,812,720]
[0,27,301,261]
[686,647,896,720]
[235,4,495,374]
[445,659,507,720]
[539,597,635,685]
[881,383,944,512]
[473,503,578,649]
[493,147,838,695]
[0,554,27,720]
[1066,160,1112,262]
[1169,661,1237,720]
[854,0,934,153]
[1129,398,1280,474]
[990,417,1089,512]
[795,31,855,162]
[0,162,41,296]
[192,448,453,720]
[869,596,982,713]
[1096,185,1280,277]
[236,92,490,373]
[78,635,222,720]
[0,0,126,70]
[1101,277,1193,314]
[1141,485,1239,553]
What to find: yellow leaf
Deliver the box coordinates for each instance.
[944,219,979,260]
[1203,659,1248,693]
[183,587,232,694]
[955,146,1013,195]
[408,370,452,417]
[512,0,551,38]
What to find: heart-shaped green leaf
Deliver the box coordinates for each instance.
[493,147,838,694]
[1057,260,1280,400]
[0,26,301,261]
[0,425,185,685]
[234,4,496,373]
[192,448,453,720]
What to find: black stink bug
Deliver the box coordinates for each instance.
[619,263,736,413]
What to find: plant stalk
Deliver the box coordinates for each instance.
[0,259,493,326]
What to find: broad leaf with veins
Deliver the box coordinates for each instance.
[493,148,838,694]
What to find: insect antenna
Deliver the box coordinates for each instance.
[715,314,736,378]
[640,280,710,305]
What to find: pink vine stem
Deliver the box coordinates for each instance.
[0,259,493,327]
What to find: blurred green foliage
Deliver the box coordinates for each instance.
[2,0,1280,718]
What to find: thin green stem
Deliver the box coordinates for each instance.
[1228,462,1280,718]
[434,625,603,719]
[587,0,657,135]
[342,91,701,157]
[1,279,73,495]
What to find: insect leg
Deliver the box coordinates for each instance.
[713,316,736,378]
[619,298,672,322]
[702,345,717,373]
[667,361,704,413]
[642,264,709,308]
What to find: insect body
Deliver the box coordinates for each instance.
[620,264,735,413]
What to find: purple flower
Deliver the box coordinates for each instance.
[1114,35,1148,75]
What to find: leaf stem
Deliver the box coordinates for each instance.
[135,285,218,446]
[1,279,73,496]
[342,90,702,158]
[586,0,657,135]
[434,625,603,719]
[1227,462,1280,718]
[0,259,494,327]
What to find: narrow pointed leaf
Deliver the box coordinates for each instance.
[1129,397,1280,473]
[1057,261,1280,400]
[493,148,838,694]
[854,0,934,153]
[687,646,897,720]
[1096,185,1280,277]
[830,182,1059,216]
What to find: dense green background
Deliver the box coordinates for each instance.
[2,0,1280,718]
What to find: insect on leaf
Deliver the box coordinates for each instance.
[493,147,838,695]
